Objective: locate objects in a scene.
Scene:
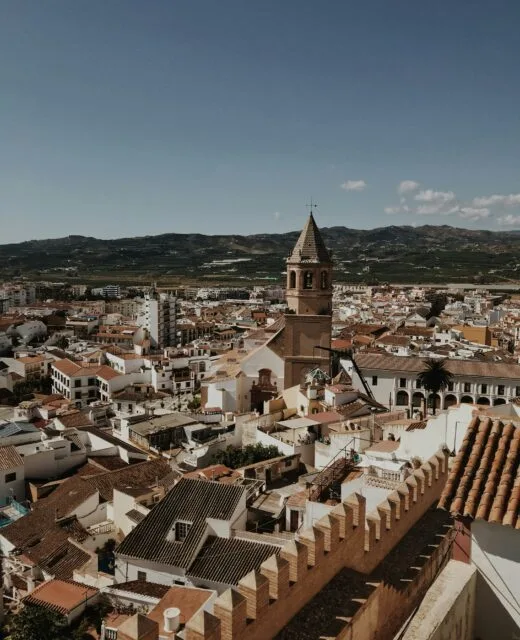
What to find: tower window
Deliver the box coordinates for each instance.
[303,271,313,289]
[320,271,328,289]
[289,271,296,288]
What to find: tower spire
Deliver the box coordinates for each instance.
[289,210,331,264]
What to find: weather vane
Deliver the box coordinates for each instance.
[306,198,318,214]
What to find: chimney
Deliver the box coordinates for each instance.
[163,607,181,633]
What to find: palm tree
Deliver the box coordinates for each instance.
[417,358,452,416]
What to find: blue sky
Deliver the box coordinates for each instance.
[1,0,520,243]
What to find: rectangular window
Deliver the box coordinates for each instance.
[5,472,16,483]
[481,383,487,394]
[416,379,422,389]
[74,379,81,388]
[498,385,505,396]
[399,378,406,388]
[447,382,454,392]
[516,386,520,397]
[371,376,378,386]
[464,382,471,393]
[88,378,96,386]
[175,521,191,542]
[137,571,146,581]
[75,392,81,400]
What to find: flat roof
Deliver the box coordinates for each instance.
[277,417,319,430]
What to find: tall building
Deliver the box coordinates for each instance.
[283,213,333,388]
[138,289,178,349]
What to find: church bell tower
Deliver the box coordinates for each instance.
[283,212,333,388]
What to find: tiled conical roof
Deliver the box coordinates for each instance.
[289,213,331,263]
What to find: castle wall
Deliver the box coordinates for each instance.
[186,451,449,640]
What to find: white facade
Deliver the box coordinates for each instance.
[138,292,178,349]
[0,459,24,506]
[348,357,520,413]
[472,520,520,639]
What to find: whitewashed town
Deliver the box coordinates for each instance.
[0,214,517,639]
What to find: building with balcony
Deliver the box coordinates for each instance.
[137,290,178,349]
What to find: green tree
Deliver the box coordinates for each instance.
[187,395,201,412]
[55,335,69,350]
[212,443,280,469]
[7,605,66,640]
[417,359,452,416]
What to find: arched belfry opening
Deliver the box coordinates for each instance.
[283,208,333,388]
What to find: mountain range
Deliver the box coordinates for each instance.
[1,225,519,285]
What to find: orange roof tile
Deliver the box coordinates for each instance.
[148,585,213,628]
[52,359,81,377]
[439,416,520,529]
[23,579,98,616]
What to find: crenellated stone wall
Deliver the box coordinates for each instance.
[186,451,449,640]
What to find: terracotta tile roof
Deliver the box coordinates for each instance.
[0,445,23,470]
[331,339,352,350]
[126,509,147,524]
[2,460,170,561]
[376,335,411,347]
[439,416,520,528]
[52,359,120,380]
[95,365,121,381]
[148,585,213,627]
[17,355,45,364]
[187,535,281,586]
[38,541,92,580]
[405,421,428,431]
[117,478,246,569]
[365,440,400,454]
[356,353,520,380]
[108,580,170,599]
[308,411,344,425]
[56,411,94,429]
[84,458,171,502]
[52,359,82,377]
[24,579,98,616]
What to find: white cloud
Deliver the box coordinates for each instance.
[473,193,520,207]
[415,189,455,204]
[341,180,366,191]
[498,214,520,226]
[384,206,400,214]
[398,180,420,194]
[459,207,490,221]
[444,205,460,215]
[273,211,281,220]
[416,204,444,215]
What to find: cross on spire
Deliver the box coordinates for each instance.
[306,198,318,215]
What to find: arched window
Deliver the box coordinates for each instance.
[303,271,313,289]
[258,368,272,387]
[320,271,328,290]
[289,271,296,289]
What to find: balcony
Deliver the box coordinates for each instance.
[87,520,115,536]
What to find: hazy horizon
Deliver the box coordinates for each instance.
[2,220,520,248]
